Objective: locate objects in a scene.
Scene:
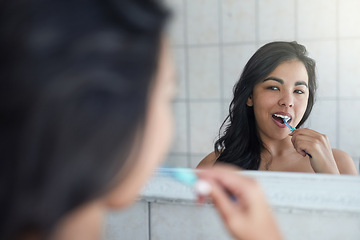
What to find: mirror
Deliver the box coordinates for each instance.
[163,0,360,172]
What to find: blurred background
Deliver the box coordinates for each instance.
[163,0,360,170]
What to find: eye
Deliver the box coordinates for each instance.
[294,89,304,94]
[267,86,279,91]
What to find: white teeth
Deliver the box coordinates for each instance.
[273,114,291,122]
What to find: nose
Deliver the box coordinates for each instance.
[278,92,294,108]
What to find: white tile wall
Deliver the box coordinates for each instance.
[170,101,188,153]
[188,47,220,99]
[339,39,360,98]
[222,43,257,100]
[164,0,360,169]
[104,201,148,240]
[306,100,338,148]
[276,209,360,240]
[190,155,205,168]
[173,47,187,100]
[339,100,360,157]
[297,0,337,40]
[301,40,337,98]
[189,101,222,154]
[339,0,360,38]
[165,154,188,168]
[164,0,185,46]
[188,47,221,99]
[186,0,219,45]
[221,0,256,43]
[258,0,296,42]
[150,203,233,240]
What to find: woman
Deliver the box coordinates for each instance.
[0,0,282,239]
[197,42,357,175]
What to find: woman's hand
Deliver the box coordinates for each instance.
[196,165,282,240]
[289,128,340,174]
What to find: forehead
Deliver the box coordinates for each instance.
[267,60,308,83]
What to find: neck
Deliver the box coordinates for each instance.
[260,134,294,157]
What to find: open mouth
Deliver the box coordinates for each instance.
[272,113,291,125]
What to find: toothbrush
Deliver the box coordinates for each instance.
[157,167,236,201]
[283,119,296,132]
[158,167,198,186]
[282,119,312,158]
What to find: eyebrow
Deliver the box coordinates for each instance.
[263,77,308,88]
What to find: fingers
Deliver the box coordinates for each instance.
[195,166,282,240]
[196,165,261,203]
[290,134,315,157]
[289,129,339,173]
[289,128,331,158]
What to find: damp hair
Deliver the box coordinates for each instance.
[215,41,317,170]
[0,0,168,239]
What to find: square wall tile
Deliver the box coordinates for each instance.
[189,101,222,154]
[339,39,360,97]
[164,154,189,168]
[221,0,256,43]
[339,0,360,38]
[353,157,360,173]
[165,0,185,45]
[339,100,360,157]
[300,40,337,98]
[305,100,338,148]
[151,203,232,240]
[258,0,296,42]
[186,0,219,45]
[221,100,231,125]
[190,154,209,168]
[173,47,187,100]
[188,47,221,99]
[104,201,148,240]
[297,0,337,40]
[222,43,257,99]
[170,101,188,153]
[275,209,360,240]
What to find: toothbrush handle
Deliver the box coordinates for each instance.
[283,121,312,158]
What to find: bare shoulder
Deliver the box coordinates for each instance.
[196,151,219,169]
[332,148,358,175]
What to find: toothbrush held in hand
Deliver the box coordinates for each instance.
[157,167,236,201]
[283,119,296,132]
[282,119,312,158]
[157,167,212,195]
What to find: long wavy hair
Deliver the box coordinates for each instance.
[215,41,317,170]
[0,0,168,239]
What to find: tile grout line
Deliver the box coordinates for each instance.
[218,0,225,136]
[294,0,298,40]
[255,0,260,46]
[335,0,340,148]
[183,0,192,168]
[148,202,151,240]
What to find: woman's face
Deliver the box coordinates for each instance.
[105,39,176,207]
[246,60,309,141]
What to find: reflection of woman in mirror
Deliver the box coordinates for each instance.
[1,1,283,239]
[198,42,357,175]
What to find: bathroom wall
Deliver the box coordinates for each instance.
[104,171,360,240]
[163,0,360,169]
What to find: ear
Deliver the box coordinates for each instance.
[246,94,253,107]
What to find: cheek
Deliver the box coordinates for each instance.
[253,93,276,115]
[295,97,309,121]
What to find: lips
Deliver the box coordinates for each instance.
[271,112,293,128]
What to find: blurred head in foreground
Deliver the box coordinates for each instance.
[0,0,175,239]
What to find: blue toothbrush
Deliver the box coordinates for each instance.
[157,167,236,201]
[283,119,312,158]
[158,167,198,186]
[283,119,296,132]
